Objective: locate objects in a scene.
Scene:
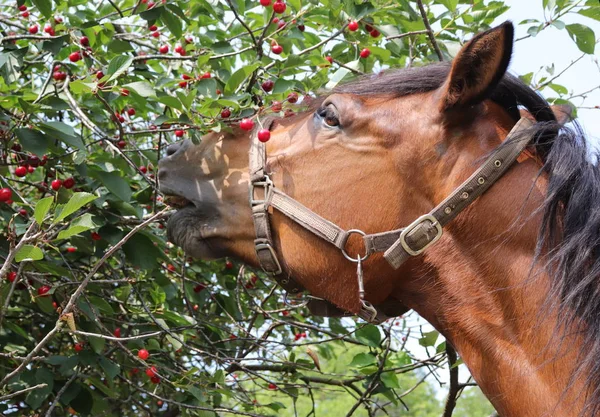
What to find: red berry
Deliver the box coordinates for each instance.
[287,92,298,103]
[159,45,169,54]
[146,366,157,377]
[260,0,271,5]
[151,376,160,384]
[271,101,282,112]
[117,140,127,149]
[174,130,184,137]
[325,56,333,64]
[121,88,129,96]
[359,48,371,58]
[69,51,81,62]
[21,11,29,18]
[272,17,279,24]
[178,81,188,88]
[220,108,231,118]
[127,108,136,116]
[174,45,183,54]
[96,70,104,79]
[66,246,76,253]
[46,27,55,36]
[114,328,121,338]
[74,342,84,352]
[52,301,58,309]
[138,349,150,360]
[225,261,234,270]
[50,179,62,191]
[157,400,164,407]
[200,72,211,79]
[261,80,274,92]
[282,310,290,316]
[15,166,27,177]
[63,177,75,189]
[151,31,160,38]
[239,118,254,131]
[167,264,176,272]
[369,29,380,38]
[27,165,34,173]
[257,129,271,143]
[54,16,63,23]
[18,5,27,11]
[297,24,305,32]
[44,25,53,34]
[272,0,286,13]
[28,25,38,34]
[348,21,359,31]
[149,25,158,31]
[6,272,17,282]
[80,36,89,46]
[185,36,193,44]
[193,304,199,311]
[18,209,27,216]
[139,165,147,174]
[277,20,286,29]
[365,24,374,32]
[91,232,101,241]
[271,44,283,55]
[193,283,206,293]
[268,383,277,390]
[182,74,191,80]
[0,188,12,202]
[53,71,66,81]
[38,285,51,296]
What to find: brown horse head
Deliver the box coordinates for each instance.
[159,22,600,416]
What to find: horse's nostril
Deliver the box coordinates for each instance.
[158,169,167,181]
[166,142,182,156]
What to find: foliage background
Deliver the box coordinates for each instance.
[0,0,598,416]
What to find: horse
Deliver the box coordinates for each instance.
[158,21,600,417]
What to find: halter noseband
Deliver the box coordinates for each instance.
[248,117,535,323]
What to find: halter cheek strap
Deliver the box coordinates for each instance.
[249,117,536,322]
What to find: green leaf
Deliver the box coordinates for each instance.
[350,352,377,367]
[419,330,439,347]
[224,63,261,94]
[34,196,54,225]
[123,81,156,98]
[549,83,569,95]
[54,192,97,223]
[69,385,93,414]
[15,245,44,262]
[579,8,600,22]
[99,357,121,380]
[39,121,86,150]
[566,24,596,54]
[355,325,381,347]
[31,0,52,19]
[543,0,556,12]
[380,371,400,389]
[88,295,114,314]
[123,233,165,270]
[25,368,54,409]
[15,128,49,156]
[56,213,97,240]
[161,9,182,38]
[106,55,134,82]
[93,171,132,202]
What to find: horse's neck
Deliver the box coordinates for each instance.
[400,159,587,417]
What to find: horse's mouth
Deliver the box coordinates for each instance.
[163,195,194,209]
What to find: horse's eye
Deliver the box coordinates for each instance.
[316,105,340,128]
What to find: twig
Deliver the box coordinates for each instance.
[442,344,460,417]
[386,30,429,41]
[416,0,444,61]
[44,371,78,417]
[69,329,163,341]
[0,383,48,401]
[225,0,257,47]
[0,34,62,43]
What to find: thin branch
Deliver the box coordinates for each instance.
[442,344,460,417]
[69,329,163,341]
[386,30,429,41]
[416,0,444,61]
[45,371,78,417]
[0,34,62,43]
[0,383,48,401]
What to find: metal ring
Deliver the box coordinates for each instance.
[283,293,309,308]
[341,229,369,262]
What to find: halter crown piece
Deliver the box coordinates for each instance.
[248,117,536,323]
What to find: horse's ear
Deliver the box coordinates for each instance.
[439,21,514,111]
[552,104,575,125]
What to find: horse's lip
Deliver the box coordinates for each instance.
[163,195,194,209]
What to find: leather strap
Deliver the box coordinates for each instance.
[248,117,536,320]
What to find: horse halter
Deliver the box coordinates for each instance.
[248,117,536,323]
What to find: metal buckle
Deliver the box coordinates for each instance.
[255,240,283,275]
[398,214,443,256]
[249,175,273,207]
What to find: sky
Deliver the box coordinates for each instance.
[500,0,600,145]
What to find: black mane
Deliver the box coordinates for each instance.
[335,64,600,416]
